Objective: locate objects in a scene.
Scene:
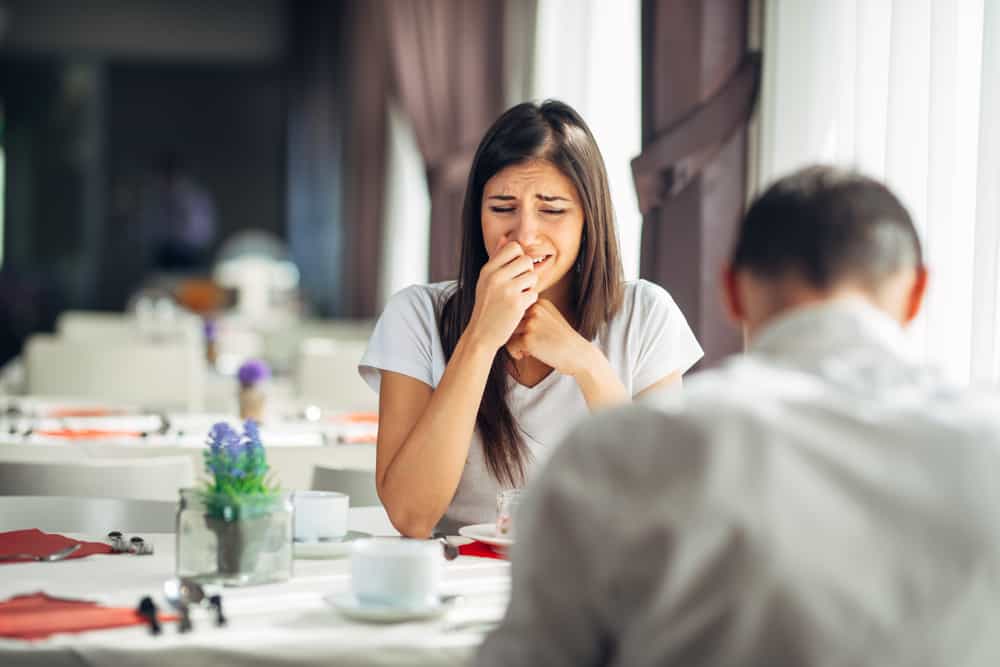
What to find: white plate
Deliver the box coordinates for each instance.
[457,523,514,548]
[293,531,370,559]
[324,593,454,623]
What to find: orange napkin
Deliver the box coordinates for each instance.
[0,529,113,565]
[458,541,507,560]
[47,408,121,418]
[331,412,379,444]
[34,429,143,439]
[0,593,176,640]
[329,412,378,424]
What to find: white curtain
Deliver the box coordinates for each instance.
[533,0,643,280]
[378,98,431,309]
[759,0,1000,387]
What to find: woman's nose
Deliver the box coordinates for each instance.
[510,211,540,246]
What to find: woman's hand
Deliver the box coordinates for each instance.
[505,299,590,376]
[507,299,630,410]
[467,241,539,351]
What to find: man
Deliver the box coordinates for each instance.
[476,166,1000,666]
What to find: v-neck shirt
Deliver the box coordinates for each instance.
[359,279,703,532]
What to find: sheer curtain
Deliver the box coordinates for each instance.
[758,0,1000,387]
[533,0,643,280]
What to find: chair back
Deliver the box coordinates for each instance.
[295,338,376,412]
[0,456,194,502]
[25,334,205,411]
[311,466,380,507]
[0,496,176,532]
[57,310,203,346]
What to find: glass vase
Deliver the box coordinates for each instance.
[176,488,293,586]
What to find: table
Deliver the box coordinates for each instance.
[0,508,510,666]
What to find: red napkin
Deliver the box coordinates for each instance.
[458,541,507,560]
[0,529,113,566]
[0,593,176,640]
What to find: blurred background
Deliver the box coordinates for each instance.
[0,0,997,388]
[0,0,650,367]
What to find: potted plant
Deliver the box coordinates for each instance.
[176,420,292,586]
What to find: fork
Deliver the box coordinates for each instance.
[0,543,81,562]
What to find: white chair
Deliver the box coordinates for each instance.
[262,319,373,373]
[0,496,176,532]
[24,334,205,411]
[57,309,204,346]
[311,466,380,507]
[295,338,376,412]
[0,456,194,502]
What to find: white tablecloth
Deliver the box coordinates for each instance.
[0,508,509,666]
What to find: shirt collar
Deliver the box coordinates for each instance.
[748,297,915,366]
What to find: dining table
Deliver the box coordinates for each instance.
[0,507,511,666]
[0,403,378,491]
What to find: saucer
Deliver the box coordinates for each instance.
[324,593,455,623]
[457,523,514,548]
[293,531,371,559]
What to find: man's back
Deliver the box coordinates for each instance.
[478,300,1000,666]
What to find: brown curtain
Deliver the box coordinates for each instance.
[342,0,389,317]
[632,0,759,367]
[384,0,507,283]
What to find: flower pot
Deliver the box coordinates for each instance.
[176,489,293,586]
[238,385,265,421]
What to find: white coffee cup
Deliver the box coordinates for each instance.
[293,491,349,542]
[350,538,442,608]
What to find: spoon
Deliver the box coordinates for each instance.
[163,578,205,633]
[0,543,80,562]
[433,534,459,561]
[164,578,226,631]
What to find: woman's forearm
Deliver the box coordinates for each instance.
[379,331,497,537]
[571,345,629,411]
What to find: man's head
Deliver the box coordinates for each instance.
[724,165,928,338]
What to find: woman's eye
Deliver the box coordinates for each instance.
[490,206,516,213]
[541,209,567,215]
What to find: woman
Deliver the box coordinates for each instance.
[360,101,702,537]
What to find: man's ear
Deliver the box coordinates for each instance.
[722,266,745,324]
[904,266,929,324]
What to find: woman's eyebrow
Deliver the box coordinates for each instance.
[536,194,570,202]
[487,195,517,201]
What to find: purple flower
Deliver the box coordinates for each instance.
[243,419,263,452]
[237,359,271,387]
[208,422,238,455]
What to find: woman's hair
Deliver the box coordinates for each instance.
[438,100,624,486]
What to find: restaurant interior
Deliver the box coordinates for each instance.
[0,0,998,664]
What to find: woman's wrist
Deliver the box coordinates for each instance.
[456,326,501,365]
[565,337,601,379]
[570,343,629,409]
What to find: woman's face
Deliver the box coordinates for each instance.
[481,159,585,299]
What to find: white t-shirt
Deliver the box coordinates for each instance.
[359,279,703,532]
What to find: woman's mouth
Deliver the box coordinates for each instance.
[531,254,553,269]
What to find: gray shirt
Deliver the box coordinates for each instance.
[477,299,1000,667]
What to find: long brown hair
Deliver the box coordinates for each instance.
[438,100,624,486]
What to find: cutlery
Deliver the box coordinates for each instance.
[0,543,81,562]
[163,578,200,633]
[163,578,226,631]
[432,534,459,561]
[137,596,162,635]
